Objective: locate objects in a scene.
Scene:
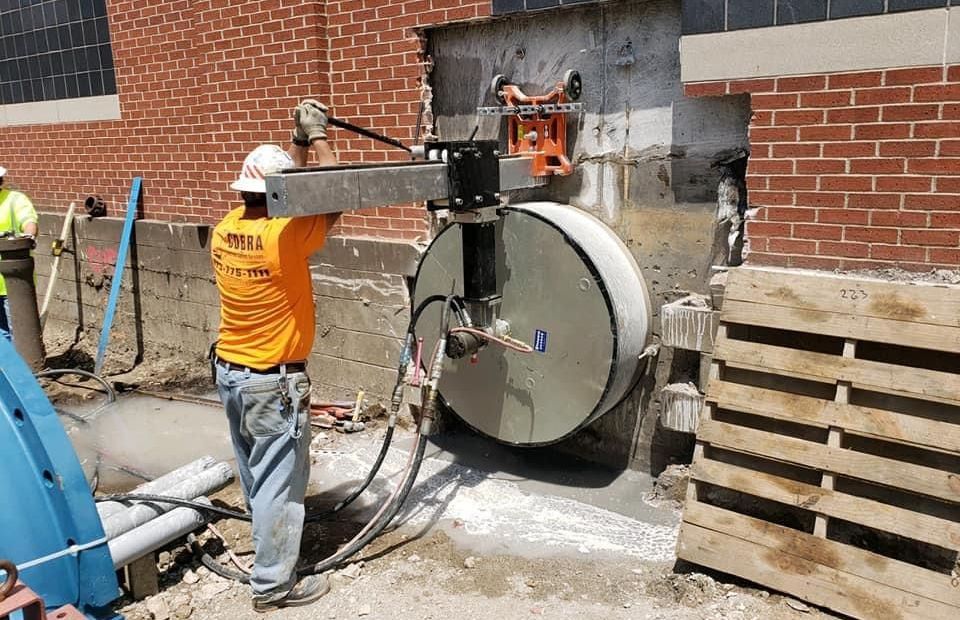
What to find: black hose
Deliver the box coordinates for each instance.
[105,422,428,581]
[304,424,395,522]
[412,294,447,326]
[298,296,452,575]
[186,532,250,584]
[412,294,467,339]
[94,494,253,521]
[36,368,117,402]
[299,432,429,576]
[99,296,452,582]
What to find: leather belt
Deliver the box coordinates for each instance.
[215,357,307,375]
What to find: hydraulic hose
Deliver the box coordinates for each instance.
[412,294,446,326]
[412,294,467,330]
[177,429,429,582]
[96,295,458,581]
[35,368,117,403]
[305,302,422,522]
[95,494,252,521]
[298,295,454,575]
[304,424,395,522]
[186,532,250,584]
[299,431,429,576]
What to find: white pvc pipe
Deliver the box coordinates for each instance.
[40,202,76,327]
[109,497,211,569]
[102,462,233,540]
[97,456,217,520]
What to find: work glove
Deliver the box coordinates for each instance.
[298,99,329,142]
[291,105,310,147]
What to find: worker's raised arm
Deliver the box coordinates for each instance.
[298,100,340,226]
[311,138,337,167]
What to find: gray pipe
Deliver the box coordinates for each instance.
[109,497,211,569]
[97,456,218,520]
[102,462,233,540]
[0,237,44,369]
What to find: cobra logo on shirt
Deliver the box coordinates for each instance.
[225,233,264,251]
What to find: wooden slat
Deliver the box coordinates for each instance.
[678,523,954,620]
[722,299,960,354]
[715,338,960,405]
[683,501,960,609]
[679,528,958,619]
[724,267,960,329]
[692,458,960,551]
[708,381,960,454]
[683,268,960,618]
[814,338,856,537]
[697,419,960,504]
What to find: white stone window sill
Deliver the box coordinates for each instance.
[0,95,121,126]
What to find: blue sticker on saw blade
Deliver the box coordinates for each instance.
[534,329,548,353]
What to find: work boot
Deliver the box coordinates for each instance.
[252,575,330,613]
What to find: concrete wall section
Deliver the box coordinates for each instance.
[428,0,749,471]
[308,237,422,402]
[35,213,421,403]
[35,214,219,368]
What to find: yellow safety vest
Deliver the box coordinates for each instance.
[0,188,39,297]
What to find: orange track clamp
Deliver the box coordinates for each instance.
[480,70,583,177]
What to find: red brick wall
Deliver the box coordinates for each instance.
[1,1,329,223]
[0,0,489,241]
[325,0,489,239]
[686,65,960,271]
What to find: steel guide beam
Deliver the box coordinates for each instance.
[266,156,546,218]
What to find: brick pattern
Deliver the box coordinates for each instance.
[0,0,489,241]
[686,65,960,271]
[0,1,325,223]
[324,0,489,239]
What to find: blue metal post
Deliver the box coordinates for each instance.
[94,177,142,375]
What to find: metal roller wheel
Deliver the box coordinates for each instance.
[491,74,509,104]
[563,69,582,101]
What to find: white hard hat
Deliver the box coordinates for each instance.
[230,145,294,193]
[0,166,6,177]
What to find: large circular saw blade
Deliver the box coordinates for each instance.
[413,202,652,445]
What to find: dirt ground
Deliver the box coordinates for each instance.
[96,428,838,620]
[115,514,837,620]
[40,337,842,620]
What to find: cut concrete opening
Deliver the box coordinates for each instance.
[426,0,750,471]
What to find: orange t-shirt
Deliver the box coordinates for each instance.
[211,208,330,369]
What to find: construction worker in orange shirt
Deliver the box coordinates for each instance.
[210,99,337,612]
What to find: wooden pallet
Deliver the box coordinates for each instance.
[676,267,960,620]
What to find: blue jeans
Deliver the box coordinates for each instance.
[0,296,11,342]
[215,362,312,597]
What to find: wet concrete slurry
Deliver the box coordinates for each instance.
[61,392,679,561]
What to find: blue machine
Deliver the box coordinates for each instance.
[0,338,119,616]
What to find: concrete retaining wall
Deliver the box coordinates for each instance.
[35,214,420,404]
